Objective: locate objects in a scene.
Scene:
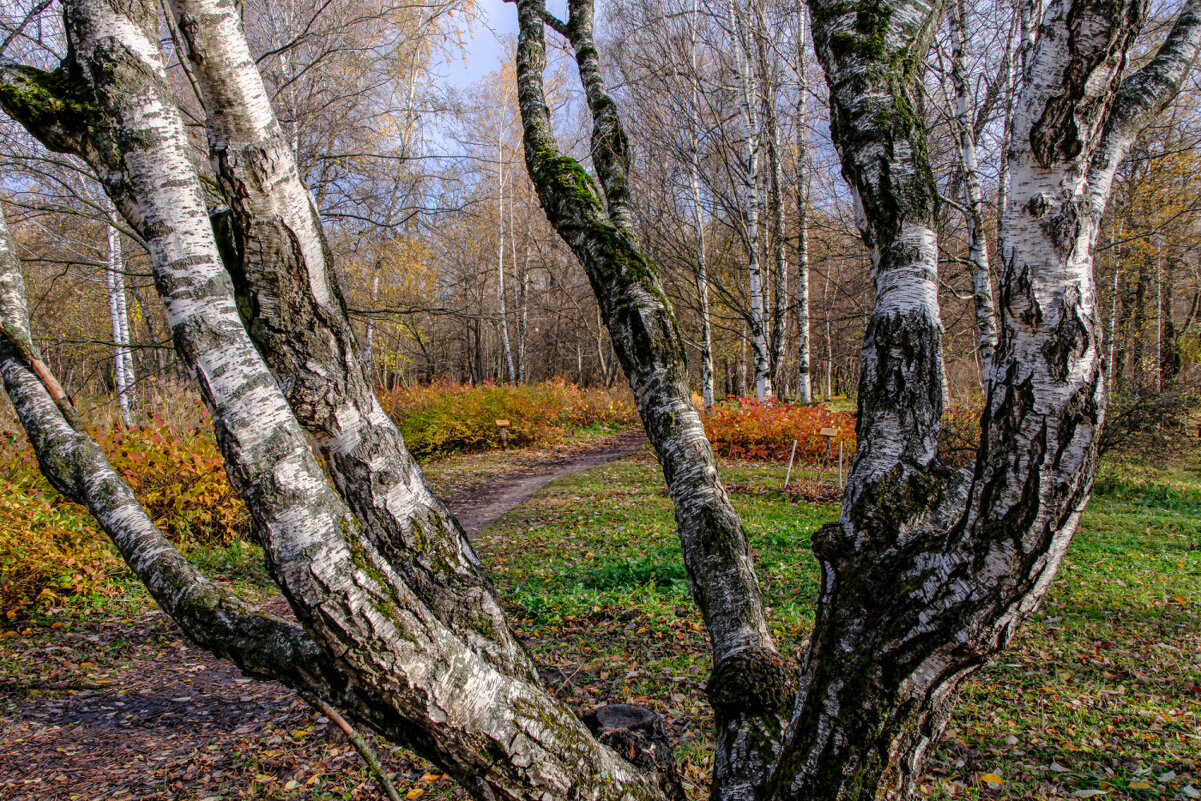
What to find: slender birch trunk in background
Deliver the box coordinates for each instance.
[760,21,789,391]
[949,0,999,385]
[728,0,773,401]
[362,257,381,380]
[497,128,516,384]
[821,265,832,399]
[688,0,715,407]
[104,219,135,426]
[793,8,812,404]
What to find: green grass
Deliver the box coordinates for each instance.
[473,453,1201,798]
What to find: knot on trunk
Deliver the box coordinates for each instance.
[583,703,685,801]
[706,646,795,715]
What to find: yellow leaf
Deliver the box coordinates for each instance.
[1128,781,1153,790]
[406,790,426,800]
[981,773,1005,787]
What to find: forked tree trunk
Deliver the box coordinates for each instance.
[767,0,1201,797]
[0,1,666,798]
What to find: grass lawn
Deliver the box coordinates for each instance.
[473,449,1201,800]
[1,441,1197,799]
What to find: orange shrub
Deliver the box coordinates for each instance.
[703,398,856,463]
[380,378,637,459]
[0,434,121,620]
[99,421,251,546]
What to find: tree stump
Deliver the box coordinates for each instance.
[583,704,686,800]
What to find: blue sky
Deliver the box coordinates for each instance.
[438,0,519,90]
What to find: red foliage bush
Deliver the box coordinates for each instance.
[702,398,856,463]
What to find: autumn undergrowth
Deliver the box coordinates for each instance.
[380,377,636,458]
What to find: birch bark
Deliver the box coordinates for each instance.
[794,9,813,405]
[163,0,530,677]
[105,218,136,426]
[688,0,715,408]
[767,0,1201,798]
[949,0,999,383]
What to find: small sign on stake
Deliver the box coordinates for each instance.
[495,419,510,449]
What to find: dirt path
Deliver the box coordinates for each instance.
[445,429,648,536]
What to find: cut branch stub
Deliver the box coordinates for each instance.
[583,704,686,801]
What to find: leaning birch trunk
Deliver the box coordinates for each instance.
[104,219,135,426]
[767,0,1201,798]
[688,0,715,408]
[162,0,530,678]
[949,0,999,384]
[515,2,792,798]
[0,204,363,713]
[728,0,773,401]
[0,1,671,798]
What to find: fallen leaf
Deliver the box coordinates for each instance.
[1072,790,1108,798]
[981,773,1004,787]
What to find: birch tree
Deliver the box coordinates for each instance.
[104,214,136,425]
[947,0,1000,383]
[2,0,1200,799]
[792,6,813,404]
[727,0,773,400]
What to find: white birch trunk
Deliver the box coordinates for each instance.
[105,220,135,426]
[728,0,772,401]
[689,0,714,407]
[497,130,516,384]
[794,10,812,404]
[949,0,999,385]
